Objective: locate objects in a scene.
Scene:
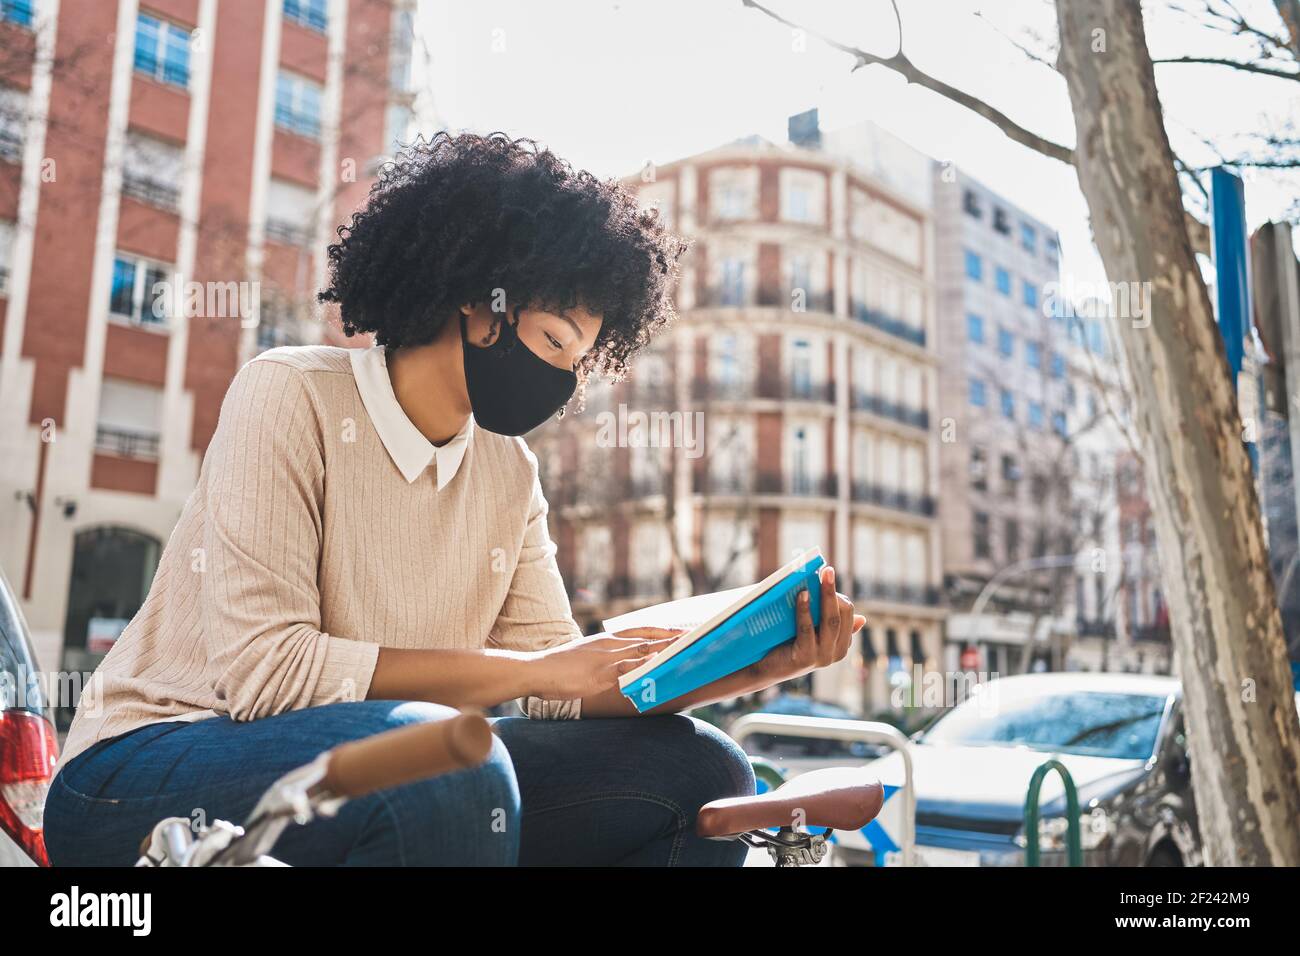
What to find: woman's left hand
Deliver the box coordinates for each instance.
[751,565,866,686]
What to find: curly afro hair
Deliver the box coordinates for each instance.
[318,131,688,383]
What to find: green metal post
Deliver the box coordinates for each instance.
[749,756,787,794]
[1023,759,1083,867]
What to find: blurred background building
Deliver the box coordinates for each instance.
[533,110,947,717]
[0,0,414,724]
[931,170,1075,677]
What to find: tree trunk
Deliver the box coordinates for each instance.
[1054,0,1300,865]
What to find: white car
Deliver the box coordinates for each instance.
[837,672,1300,867]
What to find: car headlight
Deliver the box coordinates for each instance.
[1014,807,1110,852]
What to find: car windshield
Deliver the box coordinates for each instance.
[923,689,1168,760]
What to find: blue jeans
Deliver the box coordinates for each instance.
[44,701,754,866]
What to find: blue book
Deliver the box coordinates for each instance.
[610,549,825,712]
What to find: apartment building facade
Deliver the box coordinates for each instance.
[533,122,946,716]
[0,0,411,711]
[932,169,1078,677]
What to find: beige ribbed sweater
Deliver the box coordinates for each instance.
[60,346,581,768]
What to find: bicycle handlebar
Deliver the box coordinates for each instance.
[320,712,494,799]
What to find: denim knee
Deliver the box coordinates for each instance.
[678,716,757,805]
[346,704,522,865]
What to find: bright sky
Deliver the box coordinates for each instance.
[416,0,1300,286]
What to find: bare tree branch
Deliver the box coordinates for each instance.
[1152,54,1300,79]
[741,0,1076,164]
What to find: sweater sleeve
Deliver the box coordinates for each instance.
[199,357,379,721]
[487,454,583,720]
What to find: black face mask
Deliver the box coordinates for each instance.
[460,311,578,436]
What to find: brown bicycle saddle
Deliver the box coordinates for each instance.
[696,766,885,838]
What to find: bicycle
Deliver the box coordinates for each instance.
[696,766,884,867]
[132,709,883,867]
[134,712,493,867]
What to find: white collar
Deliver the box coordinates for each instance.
[349,345,472,489]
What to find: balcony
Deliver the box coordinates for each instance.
[95,425,160,460]
[757,471,837,498]
[1133,622,1171,644]
[852,389,929,430]
[849,299,926,347]
[1076,618,1116,638]
[696,472,754,496]
[755,284,834,314]
[266,217,312,246]
[121,174,180,213]
[695,284,834,314]
[854,578,942,607]
[850,481,935,516]
[628,474,669,498]
[691,375,834,404]
[695,284,751,308]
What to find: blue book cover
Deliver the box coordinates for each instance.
[615,550,825,712]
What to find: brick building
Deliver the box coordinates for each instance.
[531,114,946,716]
[0,0,413,715]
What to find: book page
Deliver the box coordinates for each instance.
[602,586,754,634]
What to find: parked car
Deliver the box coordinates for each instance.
[0,569,58,866]
[743,695,882,760]
[836,672,1300,867]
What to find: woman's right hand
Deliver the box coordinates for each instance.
[528,629,680,700]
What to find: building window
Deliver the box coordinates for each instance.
[966,313,984,344]
[1025,340,1041,370]
[1000,388,1015,420]
[970,446,987,492]
[711,167,758,222]
[0,218,13,295]
[1050,351,1066,379]
[974,512,991,559]
[390,8,415,93]
[779,169,825,226]
[1,0,33,28]
[790,339,813,398]
[385,103,411,154]
[1028,400,1044,429]
[1001,453,1021,495]
[998,326,1014,358]
[964,249,982,281]
[969,378,987,408]
[1022,279,1038,309]
[962,189,981,218]
[266,178,317,245]
[1046,236,1060,264]
[0,85,25,162]
[256,292,306,352]
[110,253,170,329]
[134,13,192,89]
[275,71,323,139]
[995,266,1011,296]
[96,378,163,460]
[720,258,746,306]
[1005,518,1021,562]
[1052,410,1068,437]
[1020,222,1037,253]
[284,0,327,32]
[992,207,1010,235]
[122,131,183,211]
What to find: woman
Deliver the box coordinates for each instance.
[46,133,865,866]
